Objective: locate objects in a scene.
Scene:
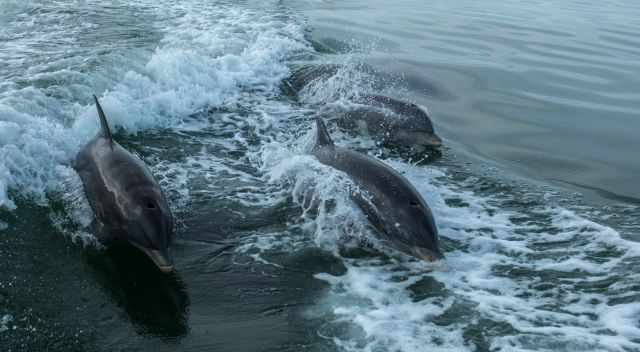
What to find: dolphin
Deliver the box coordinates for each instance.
[283,64,443,151]
[338,94,442,150]
[74,96,175,273]
[311,118,443,261]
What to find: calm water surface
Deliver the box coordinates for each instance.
[1,1,640,351]
[293,0,640,203]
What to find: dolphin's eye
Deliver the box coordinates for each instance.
[146,201,156,209]
[409,200,419,207]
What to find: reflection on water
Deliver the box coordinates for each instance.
[85,243,190,339]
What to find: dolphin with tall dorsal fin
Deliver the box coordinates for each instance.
[74,95,175,272]
[311,118,443,261]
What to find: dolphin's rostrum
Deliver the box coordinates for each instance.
[74,96,175,272]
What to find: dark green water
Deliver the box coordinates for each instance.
[1,1,640,351]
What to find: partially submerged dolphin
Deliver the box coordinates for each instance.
[74,96,175,273]
[283,64,443,151]
[311,118,443,261]
[338,94,442,150]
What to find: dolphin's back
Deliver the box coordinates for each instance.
[313,145,439,241]
[314,145,423,203]
[74,136,161,232]
[311,118,420,201]
[361,95,434,132]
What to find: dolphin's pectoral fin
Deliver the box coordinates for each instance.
[314,118,334,149]
[93,95,114,150]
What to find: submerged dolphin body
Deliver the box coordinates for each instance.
[310,118,443,261]
[339,94,442,150]
[74,96,175,272]
[284,64,443,151]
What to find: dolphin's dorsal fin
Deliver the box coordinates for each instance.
[314,118,334,148]
[93,95,113,150]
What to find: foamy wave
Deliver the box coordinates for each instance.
[0,2,309,212]
[0,314,13,334]
[240,124,640,351]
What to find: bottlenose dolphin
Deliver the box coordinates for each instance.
[74,96,175,273]
[338,94,442,150]
[311,118,443,261]
[283,64,443,151]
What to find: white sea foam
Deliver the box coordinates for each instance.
[238,117,640,351]
[297,62,376,106]
[0,314,12,333]
[0,1,308,214]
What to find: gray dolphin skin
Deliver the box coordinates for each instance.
[339,94,442,150]
[311,118,443,261]
[74,96,175,273]
[282,64,342,95]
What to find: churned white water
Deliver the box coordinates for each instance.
[236,113,640,351]
[0,0,308,210]
[0,314,13,333]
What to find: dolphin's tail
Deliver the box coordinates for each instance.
[93,95,114,149]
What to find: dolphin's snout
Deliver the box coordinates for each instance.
[389,130,443,150]
[130,242,174,273]
[425,134,442,148]
[144,248,174,273]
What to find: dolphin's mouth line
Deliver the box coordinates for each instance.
[129,242,174,273]
[386,131,443,149]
